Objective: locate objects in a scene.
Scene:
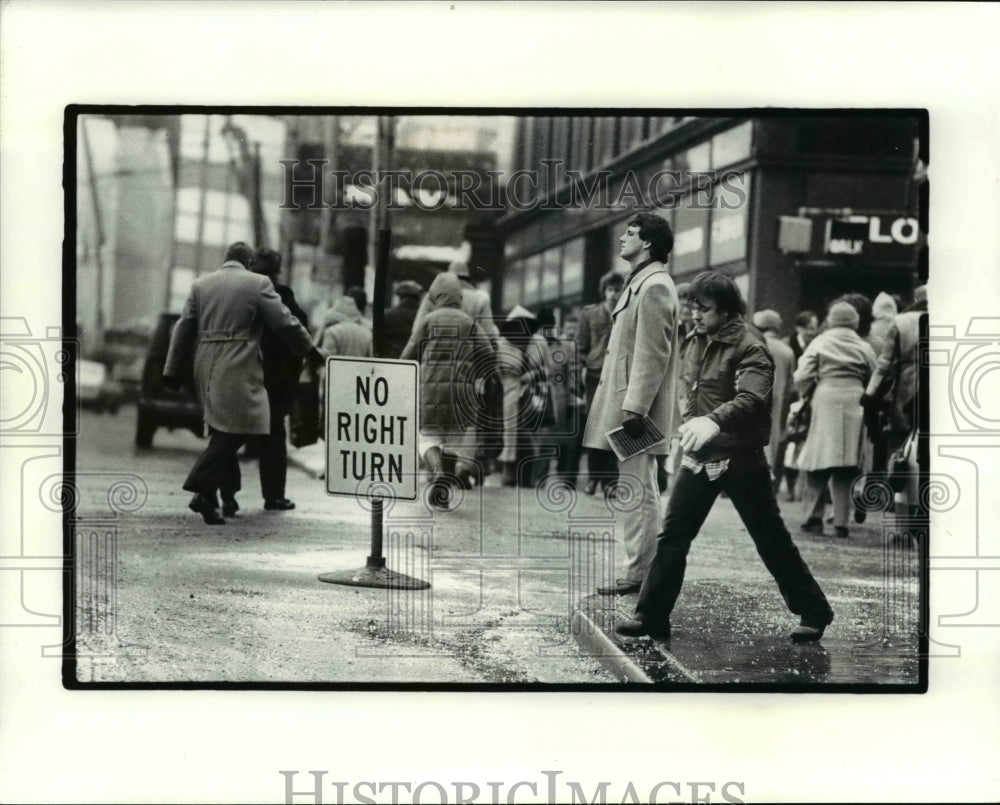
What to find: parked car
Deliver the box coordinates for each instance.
[78,359,123,413]
[135,312,204,447]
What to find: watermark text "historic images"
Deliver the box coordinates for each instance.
[280,159,748,214]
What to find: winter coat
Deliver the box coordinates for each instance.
[400,273,493,435]
[866,302,926,446]
[762,331,796,465]
[164,260,311,435]
[582,262,679,456]
[317,297,373,358]
[261,283,310,400]
[793,325,877,471]
[382,296,420,359]
[678,318,775,462]
[868,292,898,357]
[576,302,616,375]
[409,280,499,349]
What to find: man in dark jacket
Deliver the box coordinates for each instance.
[252,247,313,511]
[382,280,423,359]
[576,271,624,496]
[615,271,834,643]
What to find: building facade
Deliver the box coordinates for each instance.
[498,114,925,330]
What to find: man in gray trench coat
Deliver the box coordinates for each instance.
[164,242,312,524]
[582,213,680,595]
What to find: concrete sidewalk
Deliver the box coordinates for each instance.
[288,438,921,687]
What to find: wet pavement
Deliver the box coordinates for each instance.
[70,406,925,687]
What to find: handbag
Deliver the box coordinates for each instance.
[289,361,320,448]
[887,428,917,492]
[786,388,813,443]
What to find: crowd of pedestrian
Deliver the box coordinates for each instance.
[166,230,927,645]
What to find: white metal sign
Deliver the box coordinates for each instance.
[324,357,418,500]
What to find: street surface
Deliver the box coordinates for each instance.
[70,406,920,687]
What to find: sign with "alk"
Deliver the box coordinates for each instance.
[324,357,419,500]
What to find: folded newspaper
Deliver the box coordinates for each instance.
[606,416,666,461]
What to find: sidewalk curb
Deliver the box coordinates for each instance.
[570,608,652,684]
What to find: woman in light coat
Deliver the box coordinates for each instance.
[495,306,549,487]
[794,301,877,537]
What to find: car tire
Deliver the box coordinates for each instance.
[135,408,156,447]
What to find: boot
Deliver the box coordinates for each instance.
[424,446,450,510]
[452,456,478,489]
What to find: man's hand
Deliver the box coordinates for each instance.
[162,374,181,392]
[621,416,646,439]
[678,416,720,453]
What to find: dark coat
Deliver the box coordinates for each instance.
[400,273,493,434]
[680,317,775,462]
[382,296,420,359]
[261,283,309,399]
[165,261,312,435]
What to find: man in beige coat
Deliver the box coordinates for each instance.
[164,242,312,524]
[582,213,680,595]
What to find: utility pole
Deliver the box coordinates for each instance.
[371,115,395,359]
[193,116,211,277]
[80,116,107,339]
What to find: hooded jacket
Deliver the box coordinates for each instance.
[400,272,494,433]
[317,296,373,358]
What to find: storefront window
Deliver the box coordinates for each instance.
[709,172,751,266]
[541,246,561,303]
[523,253,543,306]
[734,272,750,304]
[671,194,710,274]
[502,259,524,311]
[711,121,753,169]
[686,141,711,173]
[562,238,584,298]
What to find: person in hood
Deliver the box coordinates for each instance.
[409,260,500,346]
[495,304,550,488]
[317,296,373,358]
[869,291,899,356]
[401,272,495,510]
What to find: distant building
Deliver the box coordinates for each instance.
[498,115,924,327]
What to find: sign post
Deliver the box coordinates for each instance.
[317,356,428,589]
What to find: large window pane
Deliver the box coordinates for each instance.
[709,172,752,266]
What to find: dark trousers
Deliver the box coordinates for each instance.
[635,449,833,627]
[183,429,250,505]
[584,371,618,489]
[257,387,294,500]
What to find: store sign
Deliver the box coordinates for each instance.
[825,215,920,258]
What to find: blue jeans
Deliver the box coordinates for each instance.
[635,449,833,627]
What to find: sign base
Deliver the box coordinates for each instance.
[318,557,430,590]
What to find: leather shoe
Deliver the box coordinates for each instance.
[583,479,598,496]
[597,579,641,596]
[222,496,239,518]
[834,526,850,538]
[189,493,225,525]
[264,497,296,511]
[614,618,671,641]
[800,517,824,535]
[790,617,831,642]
